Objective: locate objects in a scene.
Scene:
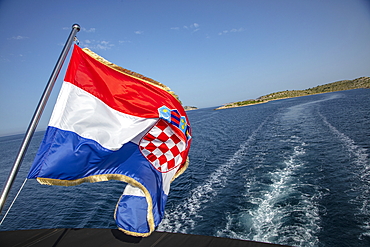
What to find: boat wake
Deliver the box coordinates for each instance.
[158,118,268,233]
[319,112,370,240]
[217,139,322,247]
[216,98,333,246]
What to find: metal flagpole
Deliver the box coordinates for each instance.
[0,24,80,214]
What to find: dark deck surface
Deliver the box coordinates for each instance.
[0,228,288,247]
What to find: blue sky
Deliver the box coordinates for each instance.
[1,0,369,136]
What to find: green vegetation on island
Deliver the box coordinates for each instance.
[216,76,370,110]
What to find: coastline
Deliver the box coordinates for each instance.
[215,76,370,110]
[215,96,291,110]
[215,100,269,110]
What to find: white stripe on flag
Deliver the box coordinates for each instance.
[123,184,146,197]
[49,82,157,150]
[161,168,179,195]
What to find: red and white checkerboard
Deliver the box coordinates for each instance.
[140,119,186,173]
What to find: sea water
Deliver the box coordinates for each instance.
[0,89,369,247]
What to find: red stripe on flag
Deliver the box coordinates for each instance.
[65,45,186,118]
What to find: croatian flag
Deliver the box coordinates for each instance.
[27,45,192,237]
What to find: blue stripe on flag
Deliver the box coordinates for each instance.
[116,195,150,233]
[28,127,139,179]
[28,126,168,234]
[116,194,167,234]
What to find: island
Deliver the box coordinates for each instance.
[183,106,198,111]
[215,76,370,110]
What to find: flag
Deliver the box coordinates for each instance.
[27,45,192,237]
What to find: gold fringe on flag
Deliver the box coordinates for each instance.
[37,174,155,237]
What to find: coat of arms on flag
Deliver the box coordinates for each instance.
[27,45,192,237]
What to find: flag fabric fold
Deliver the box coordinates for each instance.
[27,45,192,237]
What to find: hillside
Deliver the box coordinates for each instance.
[216,76,370,110]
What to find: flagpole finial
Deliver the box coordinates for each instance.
[72,24,81,32]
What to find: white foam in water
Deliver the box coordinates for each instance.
[216,137,322,246]
[215,99,329,246]
[220,99,330,246]
[158,119,268,233]
[248,144,320,246]
[319,112,370,239]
